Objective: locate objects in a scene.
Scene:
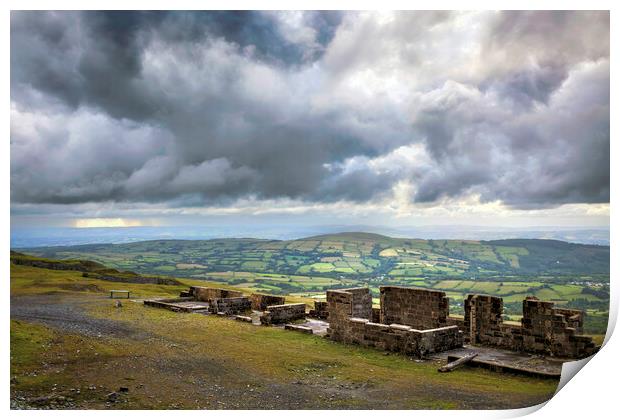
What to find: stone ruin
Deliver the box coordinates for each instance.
[250,293,285,311]
[380,286,452,329]
[325,285,598,359]
[145,284,598,360]
[308,301,328,319]
[327,287,463,358]
[260,303,307,325]
[145,286,250,314]
[145,287,307,325]
[463,294,597,358]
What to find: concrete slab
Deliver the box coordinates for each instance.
[429,344,567,376]
[171,301,209,310]
[297,318,329,336]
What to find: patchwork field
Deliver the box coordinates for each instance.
[24,233,609,280]
[21,233,609,334]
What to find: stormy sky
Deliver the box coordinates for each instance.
[10,11,610,229]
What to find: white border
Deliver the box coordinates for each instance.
[3,2,616,419]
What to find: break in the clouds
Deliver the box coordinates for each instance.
[10,11,610,217]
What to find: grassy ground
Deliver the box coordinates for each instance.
[10,263,559,409]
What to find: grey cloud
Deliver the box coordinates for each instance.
[482,65,568,108]
[411,59,609,207]
[484,11,609,67]
[10,109,174,204]
[11,11,160,120]
[159,11,343,65]
[11,11,341,120]
[10,11,609,211]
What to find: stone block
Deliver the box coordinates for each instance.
[260,303,307,325]
[250,293,285,311]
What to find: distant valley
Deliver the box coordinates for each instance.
[20,232,609,334]
[23,232,610,279]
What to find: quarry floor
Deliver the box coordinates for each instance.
[10,264,561,410]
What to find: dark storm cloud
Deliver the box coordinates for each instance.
[11,11,162,120]
[11,11,342,119]
[10,11,609,211]
[162,11,343,64]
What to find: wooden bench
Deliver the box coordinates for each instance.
[109,290,131,299]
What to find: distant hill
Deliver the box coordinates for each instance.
[19,232,609,280]
[10,251,181,285]
[10,225,609,248]
[301,232,393,241]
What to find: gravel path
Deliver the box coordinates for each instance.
[11,294,150,340]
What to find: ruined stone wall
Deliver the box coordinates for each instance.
[326,288,372,341]
[415,325,464,355]
[326,287,462,357]
[446,315,465,330]
[260,303,307,325]
[553,308,584,333]
[521,298,595,358]
[210,297,251,315]
[250,293,285,311]
[309,301,329,319]
[345,318,413,353]
[349,288,373,319]
[464,294,504,345]
[379,286,449,329]
[464,294,597,358]
[190,286,243,301]
[371,307,381,323]
[336,318,462,358]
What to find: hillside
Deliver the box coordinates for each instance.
[22,232,610,281]
[10,249,609,335]
[10,260,560,409]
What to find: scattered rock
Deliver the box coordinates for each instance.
[106,392,118,402]
[30,396,52,406]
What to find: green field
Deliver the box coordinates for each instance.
[23,233,609,280]
[19,232,609,334]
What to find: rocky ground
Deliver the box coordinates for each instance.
[10,264,560,410]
